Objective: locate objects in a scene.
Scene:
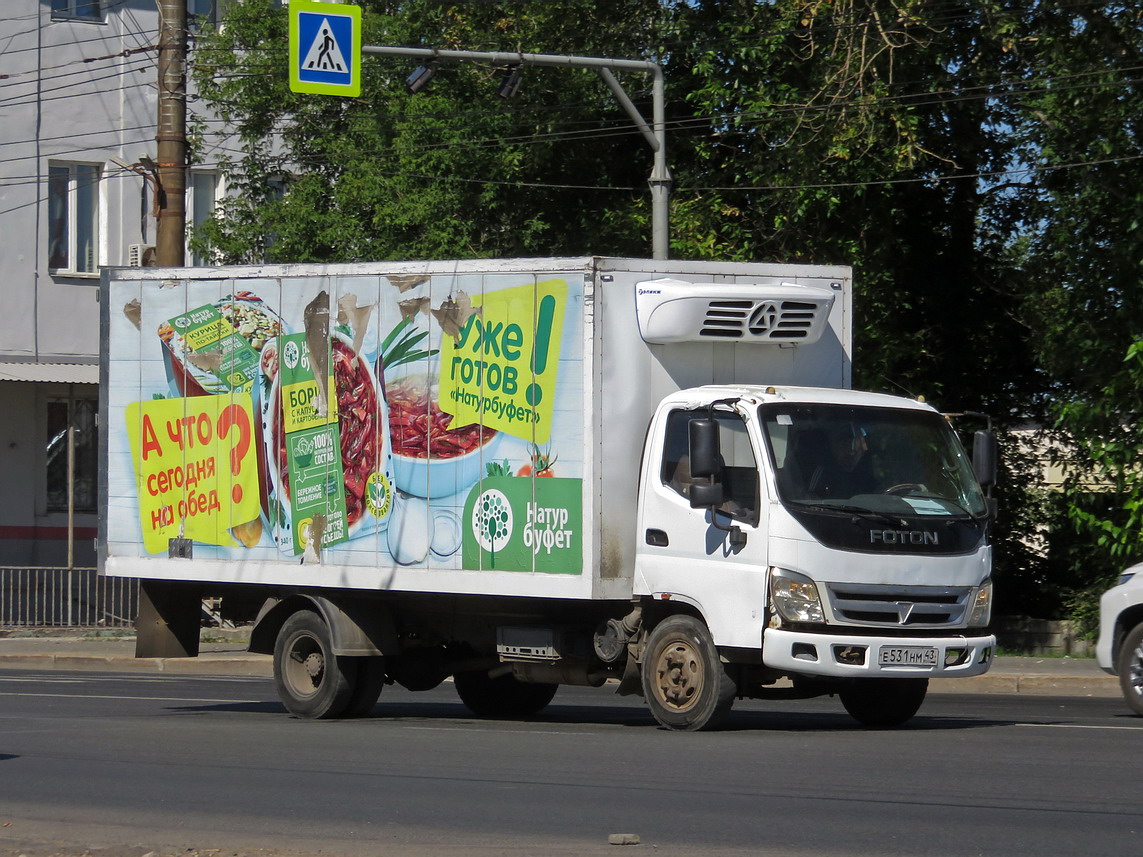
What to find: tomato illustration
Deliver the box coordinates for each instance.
[517,444,556,478]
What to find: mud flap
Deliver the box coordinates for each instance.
[615,651,644,697]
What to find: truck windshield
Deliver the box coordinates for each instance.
[760,403,988,518]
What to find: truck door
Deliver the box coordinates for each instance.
[635,407,770,649]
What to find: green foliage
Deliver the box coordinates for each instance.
[189,1,1143,623]
[1056,342,1143,564]
[189,0,663,263]
[1016,4,1143,625]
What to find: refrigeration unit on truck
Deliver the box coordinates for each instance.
[100,256,997,730]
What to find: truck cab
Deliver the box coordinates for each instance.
[634,385,996,727]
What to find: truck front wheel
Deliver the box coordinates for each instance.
[839,677,928,728]
[641,615,736,731]
[1116,622,1143,716]
[453,670,558,717]
[274,610,361,719]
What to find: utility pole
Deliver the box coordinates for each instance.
[135,0,198,661]
[155,0,187,266]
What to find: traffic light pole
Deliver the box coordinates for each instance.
[362,47,670,260]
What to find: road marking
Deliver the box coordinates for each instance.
[0,673,260,684]
[0,677,85,684]
[403,725,601,736]
[1016,723,1143,731]
[0,691,243,703]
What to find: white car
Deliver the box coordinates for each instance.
[1097,561,1143,715]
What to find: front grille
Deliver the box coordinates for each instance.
[826,583,972,628]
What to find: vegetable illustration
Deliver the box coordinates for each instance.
[516,444,557,478]
[485,460,513,478]
[379,318,437,371]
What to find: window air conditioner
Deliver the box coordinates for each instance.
[128,244,155,267]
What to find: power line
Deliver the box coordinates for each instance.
[678,153,1143,194]
[165,66,1139,172]
[0,43,155,83]
[0,0,155,55]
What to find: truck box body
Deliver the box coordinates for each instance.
[101,257,850,601]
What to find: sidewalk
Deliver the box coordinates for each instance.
[0,632,271,677]
[0,630,1121,697]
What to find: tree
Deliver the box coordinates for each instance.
[189,0,664,263]
[1015,3,1143,628]
[190,0,1143,625]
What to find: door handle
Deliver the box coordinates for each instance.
[645,528,669,547]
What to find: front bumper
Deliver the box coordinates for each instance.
[763,628,995,678]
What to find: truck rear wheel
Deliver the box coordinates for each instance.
[453,670,558,717]
[839,677,928,728]
[342,655,387,718]
[274,610,359,719]
[1116,622,1143,716]
[641,615,736,731]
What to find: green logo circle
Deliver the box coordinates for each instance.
[366,472,393,520]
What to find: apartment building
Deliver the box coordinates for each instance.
[0,0,219,567]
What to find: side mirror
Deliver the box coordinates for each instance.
[689,418,721,478]
[689,481,724,509]
[972,430,997,490]
[686,414,747,548]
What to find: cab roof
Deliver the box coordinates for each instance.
[663,385,938,414]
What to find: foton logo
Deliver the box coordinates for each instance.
[870,530,939,546]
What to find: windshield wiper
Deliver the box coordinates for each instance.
[802,503,906,527]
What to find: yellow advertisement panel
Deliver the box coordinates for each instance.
[437,279,567,445]
[125,395,262,554]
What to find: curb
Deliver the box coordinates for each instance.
[0,652,272,677]
[0,649,1122,696]
[930,673,1120,697]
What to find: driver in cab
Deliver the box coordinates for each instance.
[809,425,875,499]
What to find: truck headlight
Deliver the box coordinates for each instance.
[770,568,825,624]
[968,580,993,627]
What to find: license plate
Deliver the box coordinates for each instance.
[878,645,938,666]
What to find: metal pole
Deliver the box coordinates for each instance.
[155,0,187,266]
[362,47,670,259]
[66,385,75,625]
[66,390,75,574]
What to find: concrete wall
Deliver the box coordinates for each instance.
[994,615,1094,657]
[0,1,160,566]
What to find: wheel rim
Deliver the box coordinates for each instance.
[1128,645,1143,698]
[282,632,325,699]
[651,638,705,713]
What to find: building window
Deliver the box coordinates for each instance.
[189,0,229,29]
[46,398,98,514]
[51,0,104,22]
[48,163,100,274]
[189,171,219,266]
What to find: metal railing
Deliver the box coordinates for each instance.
[0,567,138,628]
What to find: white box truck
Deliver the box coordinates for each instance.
[100,257,997,730]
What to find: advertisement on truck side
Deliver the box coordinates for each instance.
[106,272,585,575]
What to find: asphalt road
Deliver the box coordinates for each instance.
[1,669,1140,857]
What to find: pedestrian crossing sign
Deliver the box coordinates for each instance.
[290,1,361,97]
